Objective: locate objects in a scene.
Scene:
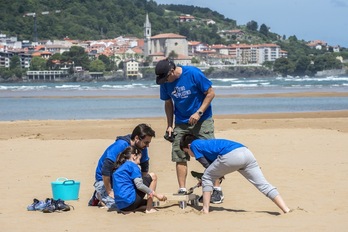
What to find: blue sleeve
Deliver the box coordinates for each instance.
[193,68,212,94]
[190,143,204,160]
[159,85,171,101]
[105,140,129,162]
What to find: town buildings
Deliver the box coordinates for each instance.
[1,13,339,80]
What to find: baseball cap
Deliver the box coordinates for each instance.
[155,59,175,84]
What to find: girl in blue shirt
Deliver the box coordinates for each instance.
[180,133,291,214]
[112,146,167,214]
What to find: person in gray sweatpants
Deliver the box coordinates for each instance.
[180,133,291,214]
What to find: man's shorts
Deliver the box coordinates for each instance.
[94,180,115,208]
[172,117,215,162]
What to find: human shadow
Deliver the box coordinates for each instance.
[209,206,281,215]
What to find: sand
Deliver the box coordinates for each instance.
[1,110,348,231]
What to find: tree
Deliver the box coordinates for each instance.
[191,57,200,64]
[118,61,124,70]
[314,53,342,71]
[47,53,62,70]
[98,54,113,71]
[273,57,295,77]
[262,61,274,70]
[246,20,258,31]
[89,59,105,72]
[168,50,178,60]
[9,55,23,78]
[259,24,269,36]
[62,46,90,70]
[0,67,13,80]
[30,57,47,70]
[294,56,311,76]
[10,55,21,70]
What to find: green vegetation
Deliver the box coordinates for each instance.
[0,0,347,80]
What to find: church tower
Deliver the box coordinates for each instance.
[144,13,151,57]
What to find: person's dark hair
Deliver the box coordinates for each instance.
[179,133,198,151]
[114,146,141,170]
[131,123,155,140]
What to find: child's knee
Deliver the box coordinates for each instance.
[149,172,157,181]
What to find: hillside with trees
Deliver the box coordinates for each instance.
[0,0,347,79]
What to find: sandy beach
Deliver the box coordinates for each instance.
[1,109,348,231]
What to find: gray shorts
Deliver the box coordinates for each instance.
[94,180,115,208]
[172,118,215,162]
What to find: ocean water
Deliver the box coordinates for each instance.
[0,76,347,121]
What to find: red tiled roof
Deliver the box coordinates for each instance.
[31,52,41,57]
[137,39,144,47]
[188,41,202,46]
[34,45,45,51]
[132,47,143,54]
[151,33,186,39]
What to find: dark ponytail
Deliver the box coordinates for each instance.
[114,146,141,171]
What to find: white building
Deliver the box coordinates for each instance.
[123,59,140,79]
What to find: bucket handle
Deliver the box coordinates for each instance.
[63,180,75,185]
[56,177,69,182]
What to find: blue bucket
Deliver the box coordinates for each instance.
[51,177,80,201]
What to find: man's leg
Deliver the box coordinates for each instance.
[172,124,190,193]
[176,161,187,192]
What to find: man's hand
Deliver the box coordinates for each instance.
[107,189,114,199]
[164,129,176,142]
[189,112,200,125]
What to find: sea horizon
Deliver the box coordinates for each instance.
[1,76,347,121]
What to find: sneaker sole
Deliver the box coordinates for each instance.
[211,196,224,204]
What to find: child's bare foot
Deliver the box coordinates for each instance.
[200,209,209,214]
[146,208,159,214]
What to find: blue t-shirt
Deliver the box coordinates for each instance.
[94,135,149,181]
[159,66,213,124]
[112,160,142,210]
[190,139,245,163]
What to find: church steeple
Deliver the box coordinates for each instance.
[144,13,151,57]
[144,13,151,38]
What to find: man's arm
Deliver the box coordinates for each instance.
[197,87,215,114]
[139,160,149,175]
[102,175,113,197]
[101,158,115,197]
[189,87,215,125]
[164,99,174,133]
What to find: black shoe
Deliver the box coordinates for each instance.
[42,198,56,213]
[55,199,71,211]
[211,189,224,204]
[198,195,203,203]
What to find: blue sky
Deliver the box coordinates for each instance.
[154,0,347,47]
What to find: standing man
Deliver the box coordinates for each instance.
[155,59,224,203]
[89,123,156,208]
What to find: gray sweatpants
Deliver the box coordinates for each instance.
[202,147,279,200]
